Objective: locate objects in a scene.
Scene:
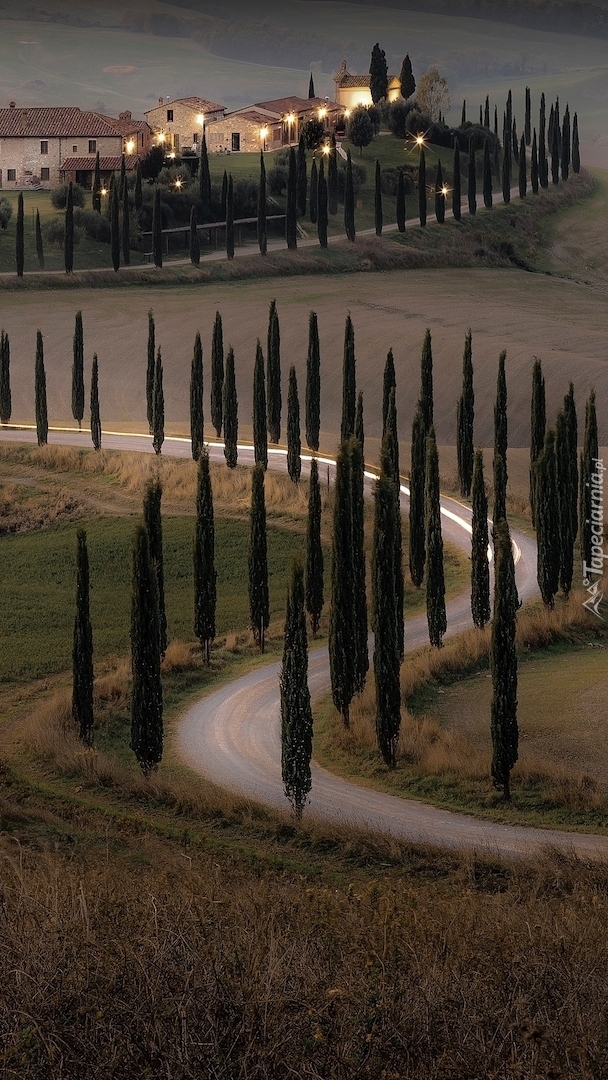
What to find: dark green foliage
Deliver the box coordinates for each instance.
[369,42,388,104]
[420,328,434,435]
[15,192,24,277]
[221,170,228,220]
[35,208,44,269]
[226,174,235,259]
[490,518,518,800]
[305,311,320,452]
[461,100,467,126]
[471,449,490,629]
[572,113,580,173]
[399,53,415,100]
[531,129,539,193]
[193,449,216,663]
[152,186,163,268]
[452,140,461,221]
[64,182,74,273]
[351,436,368,693]
[0,329,11,424]
[309,158,318,225]
[143,480,167,658]
[341,313,356,443]
[556,394,578,598]
[418,148,427,227]
[328,134,338,216]
[35,330,48,446]
[305,458,324,637]
[374,158,383,235]
[329,441,356,726]
[551,111,560,184]
[317,159,328,247]
[506,89,513,130]
[152,348,164,456]
[493,448,507,527]
[494,350,508,462]
[409,404,426,588]
[355,391,364,457]
[190,331,204,462]
[518,134,527,198]
[249,464,269,652]
[501,140,511,204]
[396,167,406,231]
[199,130,212,212]
[134,163,143,212]
[529,357,546,527]
[308,72,315,98]
[580,388,599,574]
[385,386,399,486]
[286,148,298,251]
[211,311,224,439]
[468,137,477,215]
[484,95,490,129]
[189,206,200,265]
[223,347,238,469]
[257,152,267,256]
[287,366,301,484]
[344,149,355,242]
[110,180,120,272]
[435,158,445,223]
[90,353,101,451]
[525,86,532,146]
[561,103,571,181]
[483,139,492,208]
[512,119,519,164]
[297,132,307,218]
[267,299,281,444]
[253,340,267,470]
[72,529,94,746]
[456,329,474,497]
[92,151,102,213]
[130,525,163,775]
[539,93,548,187]
[382,349,396,436]
[119,154,126,201]
[72,310,84,430]
[122,175,130,265]
[280,560,313,818]
[146,309,155,435]
[425,428,446,648]
[494,104,498,136]
[347,107,374,156]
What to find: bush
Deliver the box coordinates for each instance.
[73,208,111,243]
[50,183,86,210]
[42,218,83,246]
[268,162,289,196]
[345,106,374,154]
[387,100,418,138]
[337,158,366,201]
[304,118,325,149]
[380,166,416,196]
[140,146,165,181]
[0,198,12,229]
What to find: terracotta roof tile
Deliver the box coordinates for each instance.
[0,107,122,138]
[96,114,151,134]
[254,95,339,115]
[59,155,139,172]
[144,97,224,116]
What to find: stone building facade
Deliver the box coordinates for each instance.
[144,97,225,154]
[0,105,124,188]
[333,62,402,110]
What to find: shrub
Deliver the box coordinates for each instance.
[387,99,417,138]
[140,145,165,181]
[380,166,416,196]
[42,218,83,246]
[304,118,325,149]
[268,162,289,196]
[73,208,111,243]
[50,183,86,210]
[0,198,12,229]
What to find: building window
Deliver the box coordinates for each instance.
[89,140,96,153]
[40,140,48,154]
[7,169,15,181]
[72,145,77,153]
[193,132,199,145]
[231,132,240,152]
[40,167,50,181]
[167,109,173,122]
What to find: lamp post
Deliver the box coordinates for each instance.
[260,126,268,153]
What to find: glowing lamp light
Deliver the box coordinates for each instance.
[318,106,327,120]
[415,134,425,147]
[174,178,182,190]
[157,132,166,144]
[286,112,296,125]
[100,186,107,196]
[259,126,269,141]
[125,139,135,154]
[322,142,330,155]
[441,186,449,197]
[168,151,176,160]
[344,108,351,118]
[196,113,205,126]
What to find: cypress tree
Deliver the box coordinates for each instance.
[512,119,519,164]
[572,113,580,173]
[309,157,318,225]
[350,434,368,694]
[152,347,164,456]
[461,100,467,126]
[267,299,281,444]
[287,366,301,483]
[456,329,474,498]
[72,310,84,430]
[308,72,315,98]
[190,330,204,462]
[385,385,400,487]
[152,186,162,267]
[329,440,356,726]
[221,170,228,220]
[506,89,513,131]
[539,93,548,187]
[382,348,396,437]
[257,151,267,255]
[328,133,338,215]
[286,147,298,250]
[110,179,120,272]
[483,139,493,208]
[551,114,560,184]
[249,463,269,652]
[189,206,200,265]
[35,330,48,446]
[193,449,216,663]
[211,310,224,439]
[199,130,212,214]
[35,208,44,269]
[493,449,507,527]
[561,103,571,181]
[490,518,518,800]
[143,479,168,658]
[425,427,446,649]
[529,357,546,527]
[484,95,490,129]
[556,400,577,598]
[493,350,508,524]
[64,181,74,273]
[355,391,364,457]
[119,153,126,200]
[418,147,427,227]
[92,150,102,212]
[226,174,235,258]
[531,129,539,193]
[468,137,477,215]
[122,174,130,265]
[305,310,320,452]
[130,525,163,775]
[420,328,434,435]
[471,449,491,629]
[501,139,511,204]
[297,132,307,218]
[280,560,313,818]
[409,403,426,588]
[344,149,355,242]
[306,457,324,636]
[494,104,498,136]
[369,42,389,104]
[134,163,143,212]
[435,158,445,223]
[580,388,599,574]
[90,353,101,451]
[396,167,406,231]
[15,192,24,277]
[72,528,94,747]
[252,340,268,470]
[525,86,532,145]
[341,313,356,442]
[479,104,483,127]
[223,346,238,469]
[374,158,383,234]
[518,134,527,198]
[0,330,11,425]
[146,309,155,434]
[317,158,328,247]
[452,139,461,221]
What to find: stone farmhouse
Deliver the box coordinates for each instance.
[144,96,225,155]
[205,95,342,154]
[333,61,402,110]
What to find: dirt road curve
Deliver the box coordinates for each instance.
[3,427,607,861]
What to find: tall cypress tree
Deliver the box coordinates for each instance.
[484,95,490,129]
[199,129,212,214]
[317,158,328,247]
[525,86,532,146]
[493,449,507,528]
[551,114,560,184]
[461,100,467,126]
[556,398,577,598]
[305,457,324,637]
[355,391,364,457]
[420,328,434,435]
[531,128,539,194]
[493,350,508,525]
[456,328,474,498]
[297,132,307,218]
[223,346,238,469]
[143,479,167,658]
[501,138,511,204]
[580,388,599,574]
[15,191,24,277]
[369,42,388,104]
[211,310,224,439]
[189,206,200,266]
[253,340,268,470]
[425,427,446,648]
[152,186,163,267]
[351,434,368,694]
[309,157,318,225]
[305,311,320,452]
[561,103,571,181]
[518,134,527,198]
[35,330,48,446]
[152,348,164,456]
[90,353,101,451]
[286,148,298,250]
[329,440,356,726]
[190,330,204,461]
[494,104,498,136]
[35,208,44,269]
[512,119,519,164]
[146,309,155,434]
[435,158,445,223]
[572,113,580,173]
[194,449,216,663]
[468,137,477,215]
[110,179,120,272]
[490,518,518,800]
[535,429,560,608]
[483,138,493,208]
[418,148,427,227]
[118,153,126,200]
[374,158,383,235]
[382,348,396,437]
[134,163,143,212]
[257,151,267,256]
[287,366,302,483]
[226,174,235,259]
[308,72,315,98]
[72,528,94,747]
[249,463,269,652]
[92,150,102,212]
[341,313,356,442]
[409,403,426,588]
[64,181,74,273]
[0,330,11,425]
[72,311,84,430]
[267,299,281,444]
[328,134,338,216]
[396,167,406,231]
[539,93,548,187]
[385,385,399,486]
[471,449,490,629]
[452,139,461,221]
[344,149,355,242]
[122,174,131,265]
[506,89,513,131]
[130,525,163,775]
[280,560,313,818]
[529,357,546,527]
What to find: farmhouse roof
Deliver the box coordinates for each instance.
[222,107,283,124]
[254,95,338,116]
[59,155,139,172]
[96,113,151,135]
[144,96,224,116]
[0,106,122,138]
[333,61,400,90]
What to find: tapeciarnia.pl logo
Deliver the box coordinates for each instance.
[582,458,606,621]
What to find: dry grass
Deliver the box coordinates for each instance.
[0,479,82,534]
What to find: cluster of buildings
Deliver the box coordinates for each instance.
[0,62,402,190]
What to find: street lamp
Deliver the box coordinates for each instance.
[259,125,268,152]
[157,132,166,145]
[125,138,135,155]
